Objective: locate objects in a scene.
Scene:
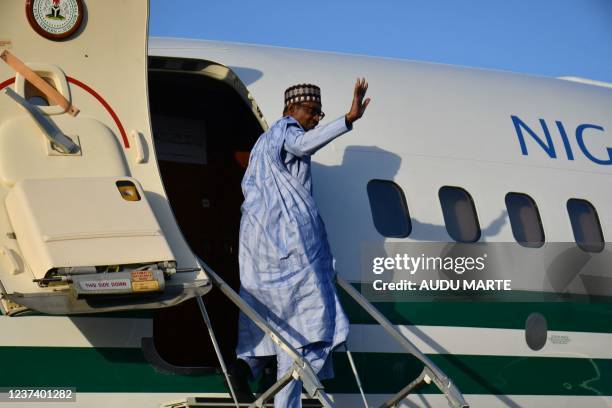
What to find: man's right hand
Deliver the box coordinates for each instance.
[345,77,370,125]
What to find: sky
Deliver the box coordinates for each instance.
[150,0,612,84]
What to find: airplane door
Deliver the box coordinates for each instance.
[0,0,209,315]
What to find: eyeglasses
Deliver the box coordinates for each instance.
[298,104,325,119]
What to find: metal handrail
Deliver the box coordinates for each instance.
[336,277,469,408]
[197,259,335,408]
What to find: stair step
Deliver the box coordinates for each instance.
[184,396,323,407]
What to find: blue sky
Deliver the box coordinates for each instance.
[150,0,612,83]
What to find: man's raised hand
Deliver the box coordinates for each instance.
[345,77,371,124]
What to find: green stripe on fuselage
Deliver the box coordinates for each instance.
[326,352,612,396]
[339,287,612,333]
[4,287,612,334]
[0,347,610,396]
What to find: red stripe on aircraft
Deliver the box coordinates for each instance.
[0,77,16,90]
[0,76,130,148]
[67,77,129,148]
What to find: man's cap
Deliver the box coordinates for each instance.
[284,84,321,107]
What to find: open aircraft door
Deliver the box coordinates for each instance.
[0,0,209,315]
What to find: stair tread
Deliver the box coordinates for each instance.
[187,396,323,407]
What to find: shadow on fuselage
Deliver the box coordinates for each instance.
[312,145,519,405]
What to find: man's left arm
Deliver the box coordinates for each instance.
[284,77,370,157]
[284,117,352,157]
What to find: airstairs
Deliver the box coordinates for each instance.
[161,261,469,408]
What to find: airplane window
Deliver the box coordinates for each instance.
[27,96,49,106]
[25,78,53,106]
[505,193,545,248]
[439,186,481,242]
[567,198,604,253]
[367,179,411,238]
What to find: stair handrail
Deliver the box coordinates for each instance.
[197,259,335,408]
[336,277,469,408]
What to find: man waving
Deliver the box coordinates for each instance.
[234,78,370,407]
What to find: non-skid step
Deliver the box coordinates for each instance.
[169,396,324,407]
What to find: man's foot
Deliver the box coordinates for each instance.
[227,359,256,403]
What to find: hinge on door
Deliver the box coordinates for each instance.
[0,295,28,316]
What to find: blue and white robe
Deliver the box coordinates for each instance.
[236,115,351,377]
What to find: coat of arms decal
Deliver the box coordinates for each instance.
[26,0,84,41]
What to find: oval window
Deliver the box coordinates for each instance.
[505,193,545,248]
[367,180,411,238]
[567,198,604,253]
[439,186,480,243]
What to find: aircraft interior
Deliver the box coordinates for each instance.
[148,57,264,368]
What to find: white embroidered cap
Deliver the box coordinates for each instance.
[284,83,321,107]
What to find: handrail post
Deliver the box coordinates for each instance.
[197,259,335,408]
[336,277,468,408]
